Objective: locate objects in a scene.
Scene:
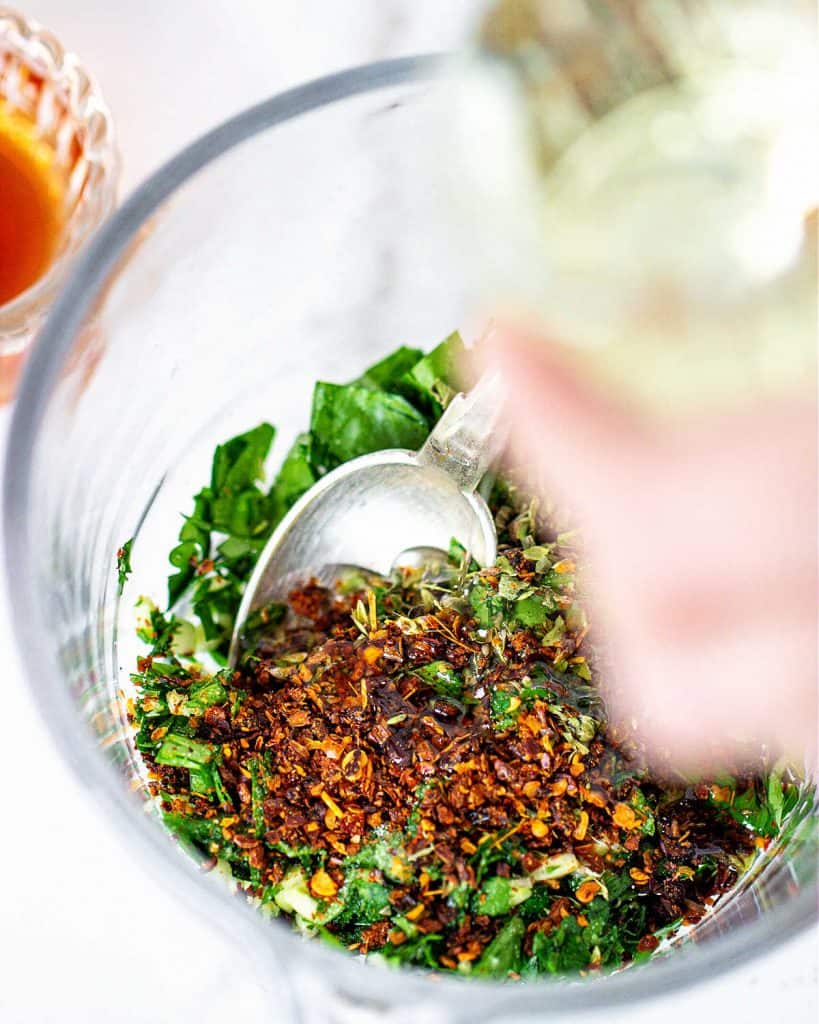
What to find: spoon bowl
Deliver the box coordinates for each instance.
[229,373,507,664]
[229,448,496,662]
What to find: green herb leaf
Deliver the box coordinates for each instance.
[513,595,550,627]
[309,382,429,472]
[210,422,275,496]
[517,885,552,922]
[767,771,785,830]
[163,811,224,849]
[541,616,566,646]
[380,931,444,968]
[168,491,210,606]
[167,423,276,619]
[165,423,278,652]
[707,775,796,839]
[473,916,525,977]
[155,733,216,770]
[529,916,589,973]
[630,789,656,836]
[136,602,186,657]
[116,538,133,595]
[353,345,424,392]
[185,677,228,716]
[469,581,504,628]
[490,688,521,732]
[249,756,267,837]
[189,765,215,797]
[344,837,413,884]
[477,876,532,917]
[330,879,390,942]
[478,876,512,916]
[269,432,316,526]
[399,331,465,418]
[414,660,463,700]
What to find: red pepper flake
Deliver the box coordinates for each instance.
[309,869,338,899]
[138,523,763,977]
[576,880,601,904]
[612,803,640,831]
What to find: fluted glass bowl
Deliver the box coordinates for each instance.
[0,4,119,401]
[3,59,816,1023]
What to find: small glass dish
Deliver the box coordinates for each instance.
[0,5,119,402]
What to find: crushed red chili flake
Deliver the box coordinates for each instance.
[128,475,799,980]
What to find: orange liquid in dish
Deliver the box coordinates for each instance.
[0,103,64,306]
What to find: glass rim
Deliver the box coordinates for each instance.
[3,55,816,1016]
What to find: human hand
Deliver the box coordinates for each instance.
[484,326,818,774]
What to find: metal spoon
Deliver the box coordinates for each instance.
[228,372,506,666]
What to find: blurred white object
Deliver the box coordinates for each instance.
[447,0,818,413]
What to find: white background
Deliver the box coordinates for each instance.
[0,2,816,1021]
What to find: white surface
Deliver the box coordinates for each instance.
[0,2,816,1021]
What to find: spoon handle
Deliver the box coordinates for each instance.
[416,370,507,492]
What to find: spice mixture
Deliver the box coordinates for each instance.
[124,333,802,978]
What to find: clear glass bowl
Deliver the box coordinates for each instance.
[3,58,816,1023]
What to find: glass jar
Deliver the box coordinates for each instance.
[3,58,816,1024]
[0,5,119,402]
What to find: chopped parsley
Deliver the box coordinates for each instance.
[123,333,811,979]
